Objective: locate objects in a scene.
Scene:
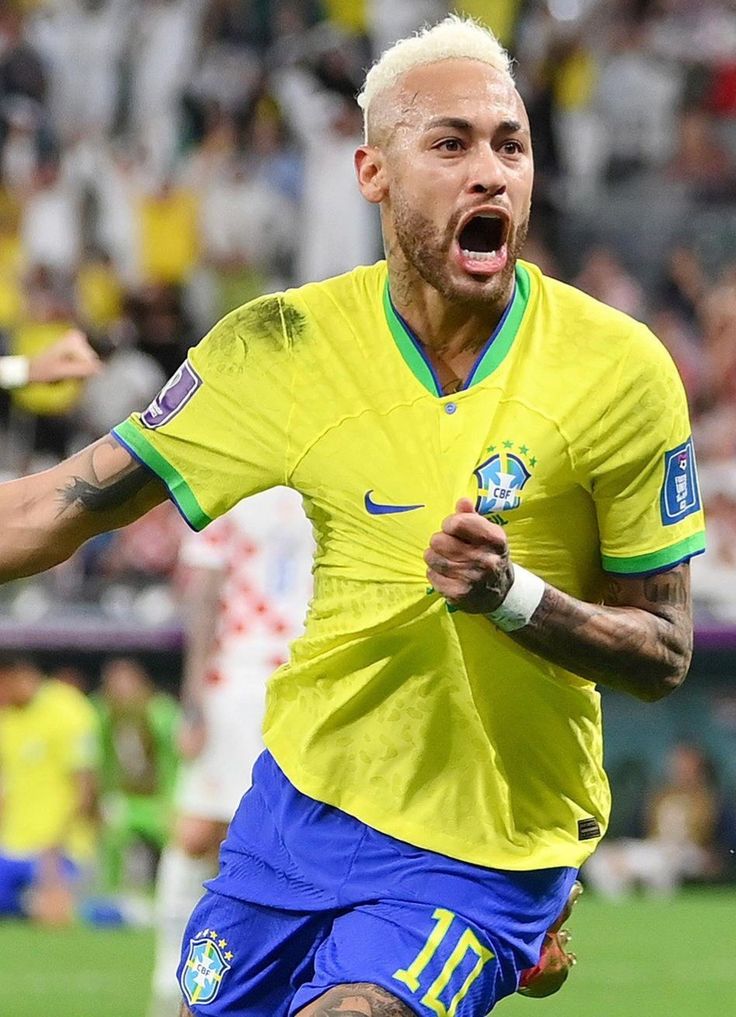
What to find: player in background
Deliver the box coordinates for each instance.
[0,16,706,1016]
[0,653,99,925]
[94,656,180,891]
[150,488,314,1016]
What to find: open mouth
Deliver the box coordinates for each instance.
[457,213,507,260]
[454,212,510,278]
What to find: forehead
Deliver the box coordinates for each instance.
[388,59,527,134]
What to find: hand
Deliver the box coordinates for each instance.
[178,717,207,760]
[27,329,102,384]
[424,498,514,613]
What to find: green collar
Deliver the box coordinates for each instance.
[383,262,531,396]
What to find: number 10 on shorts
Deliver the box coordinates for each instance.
[393,908,494,1017]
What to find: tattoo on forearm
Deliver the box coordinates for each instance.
[60,469,151,513]
[643,572,689,606]
[55,436,154,517]
[513,568,693,697]
[313,984,415,1017]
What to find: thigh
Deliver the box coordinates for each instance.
[290,900,516,1017]
[178,888,333,1017]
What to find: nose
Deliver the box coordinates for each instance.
[467,145,506,197]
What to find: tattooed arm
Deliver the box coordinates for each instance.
[425,500,693,702]
[0,434,167,581]
[508,567,692,702]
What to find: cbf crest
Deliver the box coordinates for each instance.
[474,444,534,516]
[180,929,233,1007]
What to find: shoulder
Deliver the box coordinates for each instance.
[525,261,642,338]
[524,261,675,377]
[198,263,386,364]
[286,261,387,322]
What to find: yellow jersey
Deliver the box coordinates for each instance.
[114,260,705,870]
[0,680,98,860]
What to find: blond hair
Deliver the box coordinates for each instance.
[358,15,513,141]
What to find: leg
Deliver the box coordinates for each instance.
[295,983,416,1017]
[150,815,228,1016]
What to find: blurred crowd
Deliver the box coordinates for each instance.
[0,0,731,623]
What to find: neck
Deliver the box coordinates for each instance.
[386,251,515,359]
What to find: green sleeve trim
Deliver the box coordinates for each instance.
[601,531,706,575]
[112,420,211,531]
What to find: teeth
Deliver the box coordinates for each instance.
[462,250,499,260]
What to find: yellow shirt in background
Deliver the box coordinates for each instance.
[0,681,99,861]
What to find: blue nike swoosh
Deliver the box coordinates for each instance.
[364,491,425,515]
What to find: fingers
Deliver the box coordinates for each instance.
[441,508,507,550]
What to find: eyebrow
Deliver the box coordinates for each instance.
[424,116,526,134]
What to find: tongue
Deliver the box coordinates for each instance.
[457,244,508,276]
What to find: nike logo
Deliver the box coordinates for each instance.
[364,490,425,515]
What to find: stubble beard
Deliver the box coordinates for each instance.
[391,194,529,313]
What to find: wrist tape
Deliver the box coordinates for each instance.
[487,564,545,632]
[0,355,29,389]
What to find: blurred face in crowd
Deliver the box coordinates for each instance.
[356,59,533,311]
[0,659,42,708]
[101,657,152,709]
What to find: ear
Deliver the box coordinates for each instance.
[355,146,388,204]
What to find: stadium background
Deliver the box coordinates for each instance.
[0,0,734,1014]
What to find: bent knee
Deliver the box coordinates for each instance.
[296,982,416,1016]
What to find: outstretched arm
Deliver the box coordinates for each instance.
[0,434,168,581]
[425,500,693,702]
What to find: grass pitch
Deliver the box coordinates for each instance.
[1,888,733,1017]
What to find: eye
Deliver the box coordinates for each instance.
[500,140,524,155]
[434,137,465,153]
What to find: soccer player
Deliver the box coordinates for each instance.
[150,488,314,1015]
[94,656,180,890]
[0,654,99,925]
[0,16,705,1016]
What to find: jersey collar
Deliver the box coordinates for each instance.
[382,262,531,397]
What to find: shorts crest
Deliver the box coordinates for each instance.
[180,930,233,1006]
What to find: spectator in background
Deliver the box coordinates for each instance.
[573,245,646,319]
[595,20,683,182]
[27,0,127,144]
[274,28,380,283]
[0,653,99,925]
[127,0,206,182]
[20,157,80,274]
[94,656,180,891]
[584,742,726,897]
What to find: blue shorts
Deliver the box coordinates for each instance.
[178,751,577,1016]
[0,852,80,917]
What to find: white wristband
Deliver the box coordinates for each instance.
[486,564,545,632]
[0,355,30,389]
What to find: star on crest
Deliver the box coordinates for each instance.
[225,951,234,961]
[209,930,219,939]
[218,939,227,949]
[519,444,529,455]
[503,439,514,449]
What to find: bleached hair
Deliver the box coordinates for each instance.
[357,14,513,141]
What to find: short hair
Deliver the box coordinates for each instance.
[357,14,513,141]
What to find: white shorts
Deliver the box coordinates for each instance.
[176,673,267,823]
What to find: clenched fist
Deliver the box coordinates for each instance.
[424,498,514,613]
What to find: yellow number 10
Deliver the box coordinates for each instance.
[393,908,494,1017]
